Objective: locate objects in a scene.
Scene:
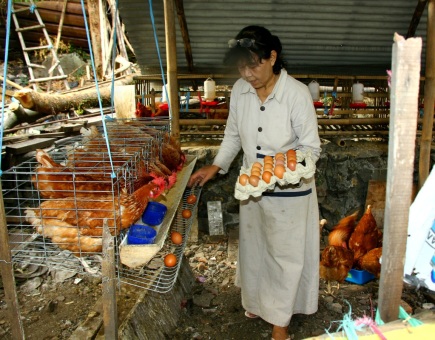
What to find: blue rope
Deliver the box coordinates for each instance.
[109,0,119,113]
[80,0,116,178]
[148,0,172,124]
[0,0,14,176]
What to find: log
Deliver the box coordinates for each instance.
[3,102,48,130]
[13,76,134,114]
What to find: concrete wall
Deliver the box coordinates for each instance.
[184,141,434,232]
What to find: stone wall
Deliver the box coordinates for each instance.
[184,141,434,232]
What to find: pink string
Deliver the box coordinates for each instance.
[354,316,387,340]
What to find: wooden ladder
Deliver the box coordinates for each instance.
[11,1,70,91]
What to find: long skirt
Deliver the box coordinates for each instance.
[235,178,319,327]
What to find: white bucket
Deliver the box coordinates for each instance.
[308,80,320,101]
[352,82,364,102]
[204,77,216,100]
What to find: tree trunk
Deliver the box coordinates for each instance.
[3,102,46,130]
[13,76,134,114]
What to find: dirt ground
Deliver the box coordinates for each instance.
[1,228,435,340]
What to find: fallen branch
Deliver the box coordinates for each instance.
[13,76,134,114]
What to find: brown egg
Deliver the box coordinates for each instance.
[275,158,285,166]
[164,253,177,267]
[287,155,297,162]
[182,209,192,219]
[275,152,285,160]
[262,170,273,184]
[252,162,263,169]
[263,163,274,171]
[186,194,197,204]
[248,175,260,187]
[274,165,286,179]
[251,169,261,177]
[264,156,274,163]
[171,231,183,245]
[287,160,297,171]
[286,149,296,158]
[239,174,249,185]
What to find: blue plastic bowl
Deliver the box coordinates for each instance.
[142,201,167,226]
[127,224,157,244]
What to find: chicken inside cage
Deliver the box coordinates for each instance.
[3,121,186,262]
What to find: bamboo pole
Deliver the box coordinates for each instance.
[163,0,180,139]
[419,0,435,189]
[0,181,25,339]
[378,33,422,323]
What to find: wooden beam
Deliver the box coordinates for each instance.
[377,33,422,323]
[163,0,180,139]
[406,0,428,38]
[86,0,103,78]
[419,0,435,189]
[0,182,25,339]
[175,0,194,73]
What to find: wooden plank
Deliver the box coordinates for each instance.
[0,182,25,339]
[102,221,118,340]
[378,33,422,323]
[5,137,56,155]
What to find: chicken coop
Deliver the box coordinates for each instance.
[1,118,199,294]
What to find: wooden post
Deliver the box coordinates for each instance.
[86,0,103,79]
[419,0,435,189]
[163,0,180,139]
[377,33,422,323]
[0,182,25,339]
[102,220,118,339]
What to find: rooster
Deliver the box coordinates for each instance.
[25,178,166,255]
[320,245,354,295]
[357,247,382,278]
[348,205,383,264]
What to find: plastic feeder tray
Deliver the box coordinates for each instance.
[345,269,375,285]
[127,224,157,245]
[142,201,168,226]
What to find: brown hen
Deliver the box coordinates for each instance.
[348,205,383,264]
[357,247,382,278]
[328,210,359,248]
[320,245,354,294]
[25,178,166,255]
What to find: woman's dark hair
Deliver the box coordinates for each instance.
[223,25,285,75]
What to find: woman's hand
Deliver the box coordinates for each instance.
[188,165,221,187]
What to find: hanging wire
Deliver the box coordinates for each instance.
[0,0,14,176]
[80,0,116,178]
[148,0,172,123]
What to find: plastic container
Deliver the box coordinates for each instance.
[127,224,157,244]
[308,80,320,101]
[204,77,216,101]
[142,201,167,226]
[352,82,364,102]
[345,269,375,285]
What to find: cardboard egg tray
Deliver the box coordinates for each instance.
[234,150,316,200]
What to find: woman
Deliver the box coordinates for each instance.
[188,26,321,340]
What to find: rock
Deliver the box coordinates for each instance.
[327,302,343,314]
[193,291,215,308]
[21,277,42,293]
[45,300,57,313]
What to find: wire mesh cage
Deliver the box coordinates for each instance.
[117,185,201,293]
[2,119,178,279]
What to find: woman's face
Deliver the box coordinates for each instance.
[237,50,277,90]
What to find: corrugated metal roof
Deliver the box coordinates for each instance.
[118,0,428,76]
